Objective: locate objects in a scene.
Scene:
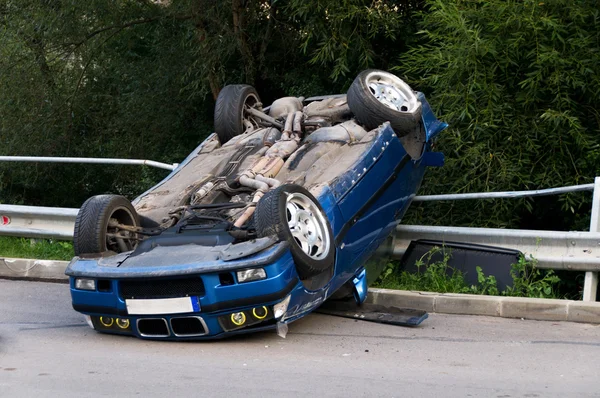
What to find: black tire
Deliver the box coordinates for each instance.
[254,184,335,279]
[214,84,261,144]
[73,195,140,256]
[347,69,422,136]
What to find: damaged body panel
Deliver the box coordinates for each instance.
[66,70,446,340]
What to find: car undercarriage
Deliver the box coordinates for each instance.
[65,69,447,340]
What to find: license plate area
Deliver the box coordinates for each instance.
[126,296,200,315]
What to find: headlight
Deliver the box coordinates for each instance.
[75,278,96,291]
[237,268,266,283]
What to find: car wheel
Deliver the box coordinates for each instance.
[214,84,261,144]
[254,184,335,279]
[73,195,140,256]
[347,69,422,135]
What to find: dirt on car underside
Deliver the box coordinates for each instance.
[132,119,381,227]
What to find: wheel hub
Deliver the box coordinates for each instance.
[366,72,411,112]
[105,207,138,253]
[285,193,330,260]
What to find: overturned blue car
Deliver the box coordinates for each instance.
[65,70,447,340]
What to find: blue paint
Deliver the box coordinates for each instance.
[66,94,446,340]
[353,269,368,304]
[191,296,200,312]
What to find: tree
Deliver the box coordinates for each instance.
[400,0,600,230]
[0,0,420,207]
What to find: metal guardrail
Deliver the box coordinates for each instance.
[408,176,600,303]
[5,207,600,271]
[413,182,595,201]
[0,205,78,240]
[1,177,599,301]
[393,225,600,271]
[0,156,177,171]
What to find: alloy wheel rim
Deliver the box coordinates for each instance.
[365,71,410,112]
[285,193,330,260]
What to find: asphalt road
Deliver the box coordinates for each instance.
[1,280,599,398]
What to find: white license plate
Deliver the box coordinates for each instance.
[125,297,200,315]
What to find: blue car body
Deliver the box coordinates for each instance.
[65,92,447,340]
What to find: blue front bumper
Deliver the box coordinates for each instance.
[67,245,301,340]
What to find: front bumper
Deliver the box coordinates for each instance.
[67,247,299,340]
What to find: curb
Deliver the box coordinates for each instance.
[367,288,600,324]
[0,257,68,282]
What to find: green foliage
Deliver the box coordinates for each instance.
[400,0,600,230]
[505,255,561,299]
[1,0,599,235]
[376,247,470,293]
[374,246,562,299]
[285,0,423,80]
[0,0,412,207]
[0,0,212,207]
[467,266,500,296]
[0,237,73,261]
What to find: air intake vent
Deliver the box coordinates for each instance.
[137,318,169,337]
[170,317,208,337]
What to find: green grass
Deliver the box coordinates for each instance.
[375,249,472,294]
[0,236,74,261]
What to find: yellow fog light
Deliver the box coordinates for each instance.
[116,318,130,329]
[252,306,268,320]
[231,312,246,326]
[99,316,114,327]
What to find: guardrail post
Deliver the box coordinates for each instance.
[583,176,600,302]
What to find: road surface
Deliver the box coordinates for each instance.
[1,280,599,397]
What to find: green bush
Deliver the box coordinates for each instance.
[377,247,470,293]
[505,255,561,299]
[2,0,599,233]
[373,247,564,299]
[399,0,600,230]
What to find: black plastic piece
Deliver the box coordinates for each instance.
[400,239,522,290]
[137,319,169,336]
[171,317,206,336]
[219,272,235,286]
[317,300,428,327]
[97,279,112,292]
